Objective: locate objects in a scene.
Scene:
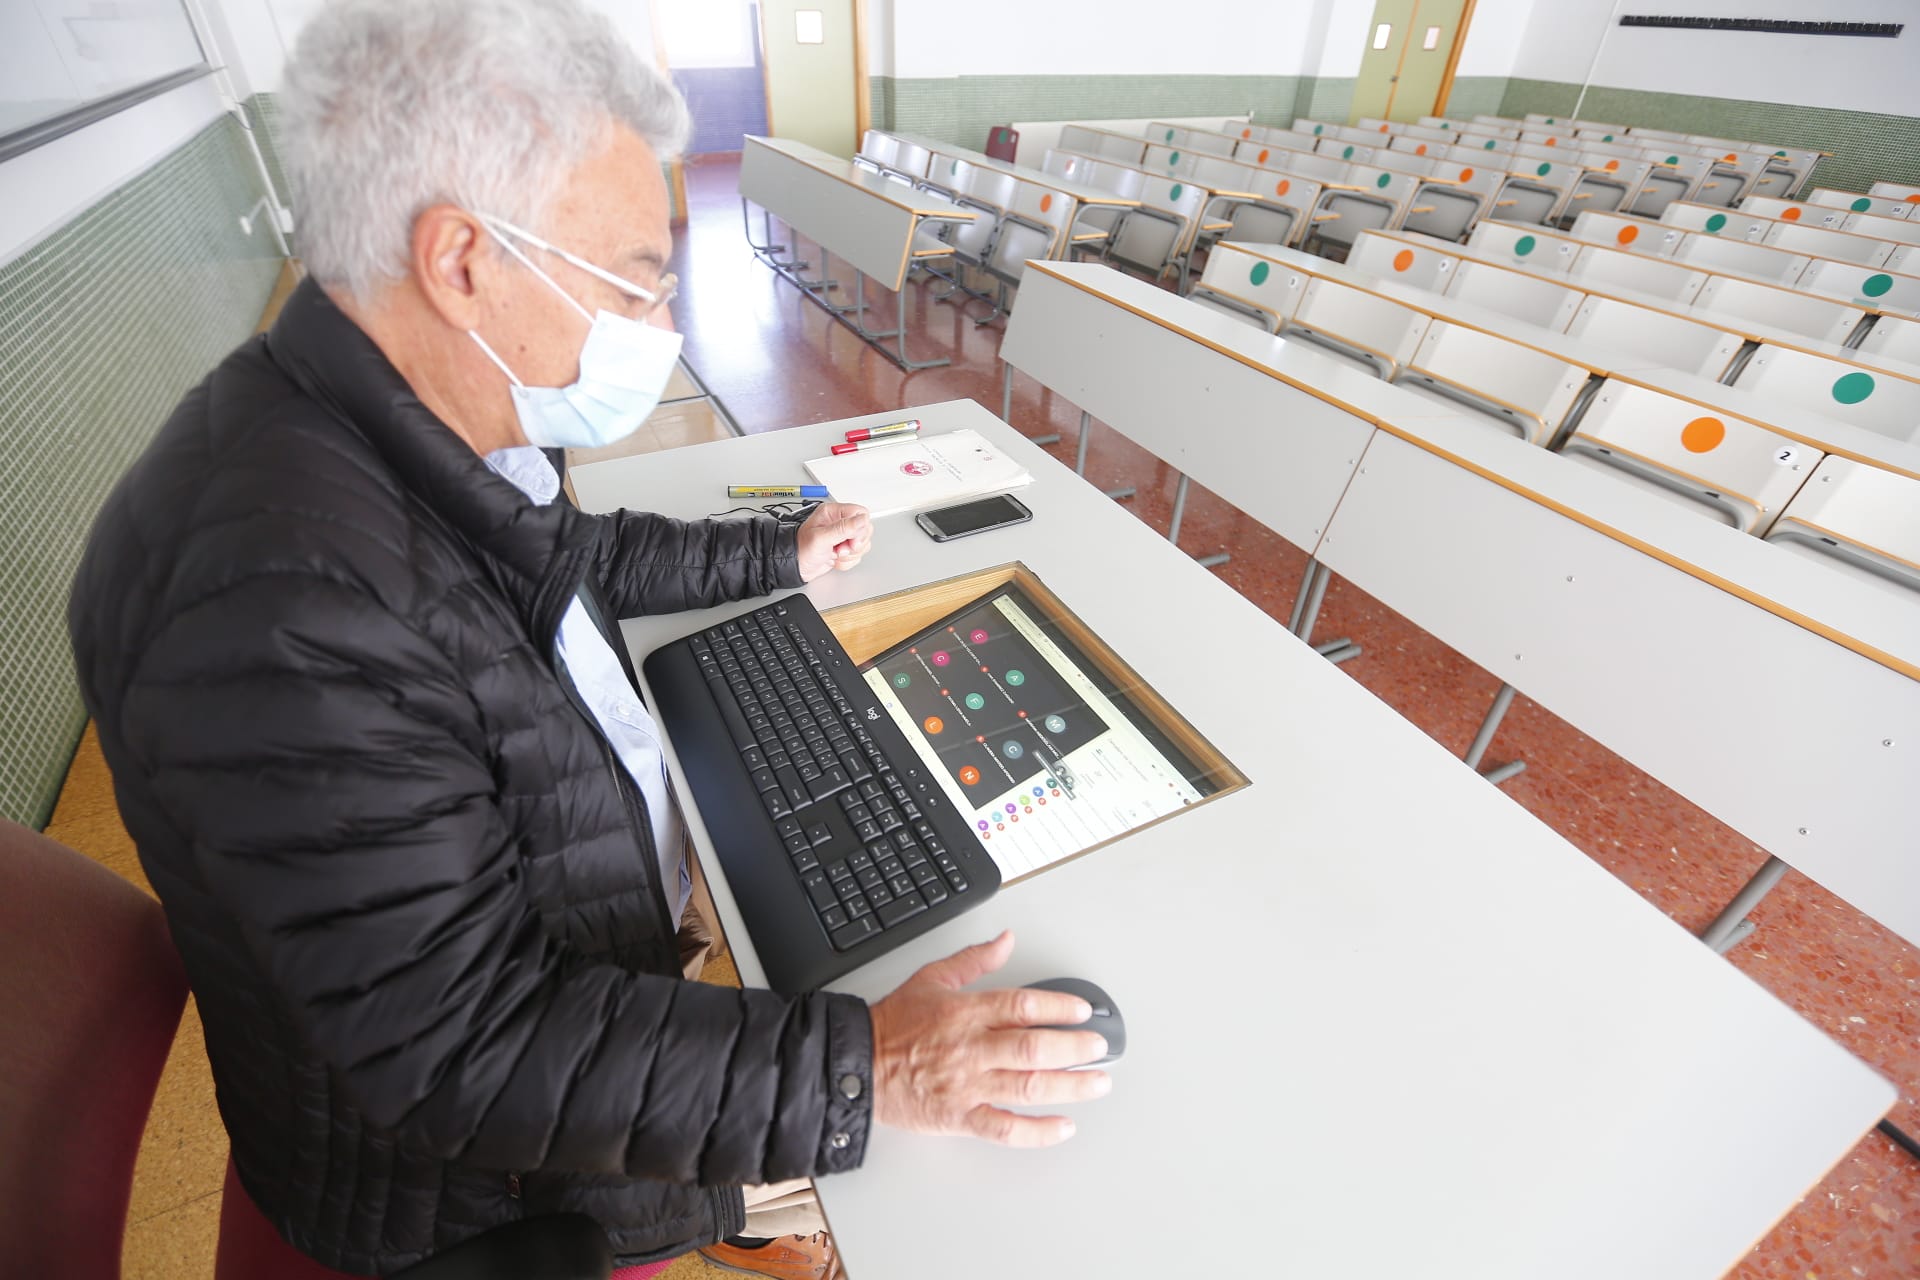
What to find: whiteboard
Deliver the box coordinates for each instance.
[0,1,207,148]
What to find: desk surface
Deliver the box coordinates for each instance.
[745,135,977,220]
[570,400,1892,1280]
[880,131,1136,206]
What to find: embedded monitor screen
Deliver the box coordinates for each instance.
[860,586,1216,879]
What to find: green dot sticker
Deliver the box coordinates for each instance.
[1005,670,1026,687]
[1514,235,1537,256]
[1603,134,1614,142]
[1851,197,1873,212]
[1536,162,1552,176]
[1314,124,1324,135]
[1372,172,1390,189]
[1545,117,1555,125]
[892,672,911,689]
[1250,260,1271,286]
[1862,273,1894,298]
[1705,213,1727,233]
[1774,149,1787,157]
[1832,372,1876,404]
[1484,139,1497,151]
[1165,128,1176,142]
[964,692,985,710]
[1342,145,1355,159]
[1666,154,1679,165]
[1170,150,1182,165]
[1169,183,1185,201]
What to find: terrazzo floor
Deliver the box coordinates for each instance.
[76,155,1917,1278]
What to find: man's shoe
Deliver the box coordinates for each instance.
[699,1232,844,1280]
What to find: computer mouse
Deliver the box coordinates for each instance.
[1024,977,1125,1064]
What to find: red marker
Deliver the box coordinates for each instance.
[830,436,919,456]
[844,417,921,443]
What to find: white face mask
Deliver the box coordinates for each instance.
[467,214,684,451]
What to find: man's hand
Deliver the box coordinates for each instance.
[869,931,1111,1148]
[795,502,873,582]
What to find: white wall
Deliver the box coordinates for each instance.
[1512,0,1918,115]
[867,0,893,77]
[890,0,1321,78]
[1304,0,1385,79]
[1452,0,1533,78]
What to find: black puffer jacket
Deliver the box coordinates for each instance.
[67,281,873,1275]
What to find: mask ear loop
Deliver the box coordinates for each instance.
[468,330,525,386]
[477,214,596,324]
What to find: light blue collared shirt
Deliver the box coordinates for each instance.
[485,446,691,924]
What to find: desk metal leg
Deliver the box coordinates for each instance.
[1168,473,1231,570]
[890,283,950,371]
[1073,411,1092,474]
[1002,363,1017,423]
[1463,682,1526,785]
[1700,855,1788,953]
[1290,559,1360,664]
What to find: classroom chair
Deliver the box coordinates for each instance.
[1688,273,1866,345]
[1856,313,1920,365]
[1280,276,1431,378]
[1732,345,1920,443]
[1568,209,1682,256]
[1188,242,1311,332]
[1662,201,1772,241]
[1761,219,1897,269]
[1444,258,1587,329]
[1795,258,1920,315]
[985,125,1019,162]
[1672,234,1813,285]
[1391,319,1594,445]
[1870,181,1920,202]
[1556,381,1819,532]
[1348,230,1457,291]
[1764,455,1920,597]
[1564,295,1746,380]
[1809,188,1913,221]
[1468,221,1582,273]
[1568,245,1713,302]
[1741,194,1846,229]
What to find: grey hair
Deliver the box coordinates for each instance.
[281,0,690,303]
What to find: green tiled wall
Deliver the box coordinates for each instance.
[1451,78,1919,196]
[1438,75,1508,121]
[868,74,1304,147]
[241,91,290,207]
[1301,77,1356,124]
[0,115,284,827]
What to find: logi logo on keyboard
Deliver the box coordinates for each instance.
[865,706,881,720]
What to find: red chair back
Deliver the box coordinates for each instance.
[0,819,188,1279]
[986,125,1020,162]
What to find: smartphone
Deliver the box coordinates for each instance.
[915,494,1034,542]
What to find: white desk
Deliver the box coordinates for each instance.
[880,130,1135,210]
[738,135,976,370]
[569,400,1892,1280]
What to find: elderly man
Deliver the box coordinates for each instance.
[66,1,1109,1276]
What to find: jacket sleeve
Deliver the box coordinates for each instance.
[591,510,804,617]
[115,570,870,1185]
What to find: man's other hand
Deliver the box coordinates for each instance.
[795,502,873,582]
[869,931,1111,1148]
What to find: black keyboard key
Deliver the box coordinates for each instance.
[783,834,811,858]
[836,877,864,903]
[889,873,916,897]
[867,883,894,908]
[877,891,927,929]
[751,768,779,794]
[809,768,850,802]
[848,851,874,873]
[802,871,837,911]
[920,880,949,906]
[707,677,758,750]
[891,829,916,852]
[820,905,848,932]
[945,873,970,893]
[878,856,905,879]
[866,840,894,863]
[762,789,793,820]
[856,867,884,891]
[846,803,873,826]
[911,864,940,887]
[776,766,810,810]
[741,747,766,771]
[854,819,882,843]
[775,817,803,839]
[830,916,880,952]
[876,810,904,834]
[826,859,853,882]
[804,821,833,846]
[845,895,873,919]
[792,849,820,874]
[859,780,885,800]
[797,760,823,782]
[900,799,923,821]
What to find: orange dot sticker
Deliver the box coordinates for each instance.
[1459,167,1474,182]
[1723,152,1738,162]
[1393,249,1415,272]
[959,766,981,786]
[1546,137,1558,146]
[1275,178,1291,196]
[1378,123,1390,133]
[1258,148,1272,164]
[1415,143,1428,156]
[1603,158,1619,172]
[923,716,944,735]
[1617,224,1639,245]
[1907,194,1920,204]
[1241,127,1252,139]
[1782,206,1802,221]
[1680,416,1726,453]
[1039,193,1053,213]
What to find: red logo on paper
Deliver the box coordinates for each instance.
[900,461,933,476]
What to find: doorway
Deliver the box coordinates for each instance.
[758,0,864,157]
[653,0,770,158]
[1349,0,1476,124]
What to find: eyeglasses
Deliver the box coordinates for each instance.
[479,214,677,321]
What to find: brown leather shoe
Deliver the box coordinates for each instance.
[699,1232,844,1280]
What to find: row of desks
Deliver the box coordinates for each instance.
[570,403,1893,1280]
[999,260,1920,952]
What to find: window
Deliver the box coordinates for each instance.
[1372,22,1393,50]
[655,0,758,70]
[0,0,209,160]
[794,10,824,44]
[1423,25,1442,50]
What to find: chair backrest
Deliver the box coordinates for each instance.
[1808,188,1913,220]
[1045,150,1146,200]
[1740,194,1845,229]
[1458,133,1516,155]
[888,141,933,180]
[985,125,1019,162]
[1671,234,1813,284]
[1868,181,1920,202]
[0,819,189,1280]
[1761,219,1897,268]
[1393,319,1591,444]
[1689,274,1866,345]
[1468,221,1581,273]
[1444,258,1586,330]
[1661,202,1772,241]
[1319,138,1379,165]
[1765,454,1920,597]
[1349,230,1458,292]
[1569,210,1681,256]
[1270,148,1349,183]
[1564,295,1745,380]
[1795,259,1920,314]
[1560,381,1819,533]
[1842,211,1920,247]
[1733,345,1920,443]
[1198,243,1310,328]
[1141,141,1196,178]
[1856,313,1920,366]
[1282,276,1432,378]
[985,184,1071,281]
[1568,244,1712,302]
[858,131,899,169]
